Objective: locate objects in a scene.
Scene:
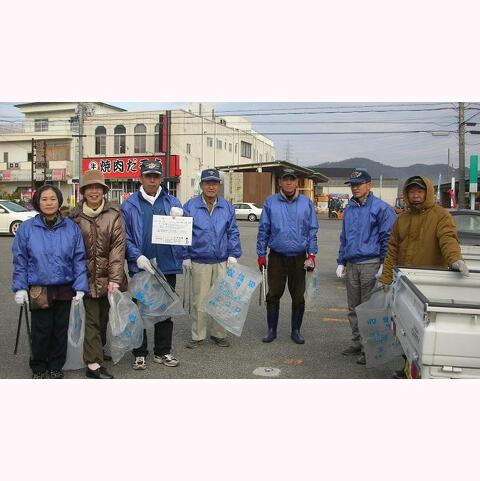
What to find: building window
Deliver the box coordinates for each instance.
[134,124,147,154]
[224,141,227,150]
[216,139,222,150]
[95,126,107,155]
[241,141,252,159]
[70,116,79,132]
[186,143,191,154]
[3,152,8,163]
[34,119,48,132]
[259,154,263,162]
[235,143,238,154]
[207,137,213,148]
[229,143,232,152]
[114,125,126,154]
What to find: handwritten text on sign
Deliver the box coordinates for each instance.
[152,215,193,246]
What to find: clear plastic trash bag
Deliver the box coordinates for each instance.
[203,263,262,336]
[129,269,185,328]
[305,268,322,311]
[105,291,144,364]
[356,288,403,368]
[63,298,86,371]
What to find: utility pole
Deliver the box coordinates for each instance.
[459,102,466,208]
[72,103,86,205]
[43,140,47,184]
[31,138,36,194]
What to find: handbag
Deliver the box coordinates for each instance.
[28,285,50,310]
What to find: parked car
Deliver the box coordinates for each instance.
[0,200,37,236]
[232,202,262,222]
[449,209,480,246]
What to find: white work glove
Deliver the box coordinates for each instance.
[108,281,119,293]
[375,264,384,279]
[170,207,183,218]
[227,257,238,268]
[183,258,192,270]
[336,265,345,278]
[14,290,28,305]
[451,259,470,277]
[73,291,85,301]
[137,255,155,274]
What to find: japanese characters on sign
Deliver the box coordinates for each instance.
[82,155,181,179]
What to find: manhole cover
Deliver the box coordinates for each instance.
[253,367,281,377]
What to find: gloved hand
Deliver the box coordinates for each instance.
[183,258,192,270]
[107,282,119,293]
[73,291,85,301]
[304,254,316,271]
[227,257,238,268]
[257,256,267,272]
[170,207,183,218]
[451,259,470,277]
[336,265,345,278]
[14,290,28,305]
[137,255,155,274]
[375,264,384,279]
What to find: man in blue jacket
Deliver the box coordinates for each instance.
[122,160,183,370]
[183,168,242,349]
[256,168,318,344]
[336,168,397,365]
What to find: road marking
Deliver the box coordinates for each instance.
[327,307,348,312]
[253,367,281,377]
[322,317,348,323]
[284,358,304,366]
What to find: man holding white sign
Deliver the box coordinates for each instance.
[122,160,183,370]
[182,169,242,349]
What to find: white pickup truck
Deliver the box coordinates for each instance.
[391,267,480,379]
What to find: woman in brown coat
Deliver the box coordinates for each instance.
[71,170,127,379]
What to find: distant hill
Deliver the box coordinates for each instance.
[308,157,462,184]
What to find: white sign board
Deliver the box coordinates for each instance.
[152,215,193,246]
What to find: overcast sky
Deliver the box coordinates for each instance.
[2,101,479,168]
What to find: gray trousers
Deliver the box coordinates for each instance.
[346,261,380,347]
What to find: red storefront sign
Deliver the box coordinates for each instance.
[82,155,181,179]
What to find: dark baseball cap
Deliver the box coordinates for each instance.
[344,168,372,185]
[200,168,221,182]
[140,159,163,176]
[280,168,298,179]
[405,176,426,190]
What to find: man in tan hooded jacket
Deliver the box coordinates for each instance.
[379,175,469,378]
[379,175,468,285]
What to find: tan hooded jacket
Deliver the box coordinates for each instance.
[379,175,462,284]
[71,200,127,298]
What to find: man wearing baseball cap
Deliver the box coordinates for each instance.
[336,168,397,365]
[256,168,318,344]
[182,168,241,348]
[379,174,468,377]
[122,159,184,370]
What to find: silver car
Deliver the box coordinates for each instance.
[233,202,263,222]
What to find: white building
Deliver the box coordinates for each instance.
[81,103,276,204]
[0,102,126,203]
[0,102,276,206]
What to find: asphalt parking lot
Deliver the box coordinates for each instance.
[0,216,402,378]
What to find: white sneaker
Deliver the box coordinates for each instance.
[132,356,147,370]
[153,353,179,367]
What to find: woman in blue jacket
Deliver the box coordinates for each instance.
[12,185,88,379]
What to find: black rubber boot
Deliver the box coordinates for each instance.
[263,303,279,343]
[291,305,305,344]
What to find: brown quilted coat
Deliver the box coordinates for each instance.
[380,175,462,284]
[71,200,128,298]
